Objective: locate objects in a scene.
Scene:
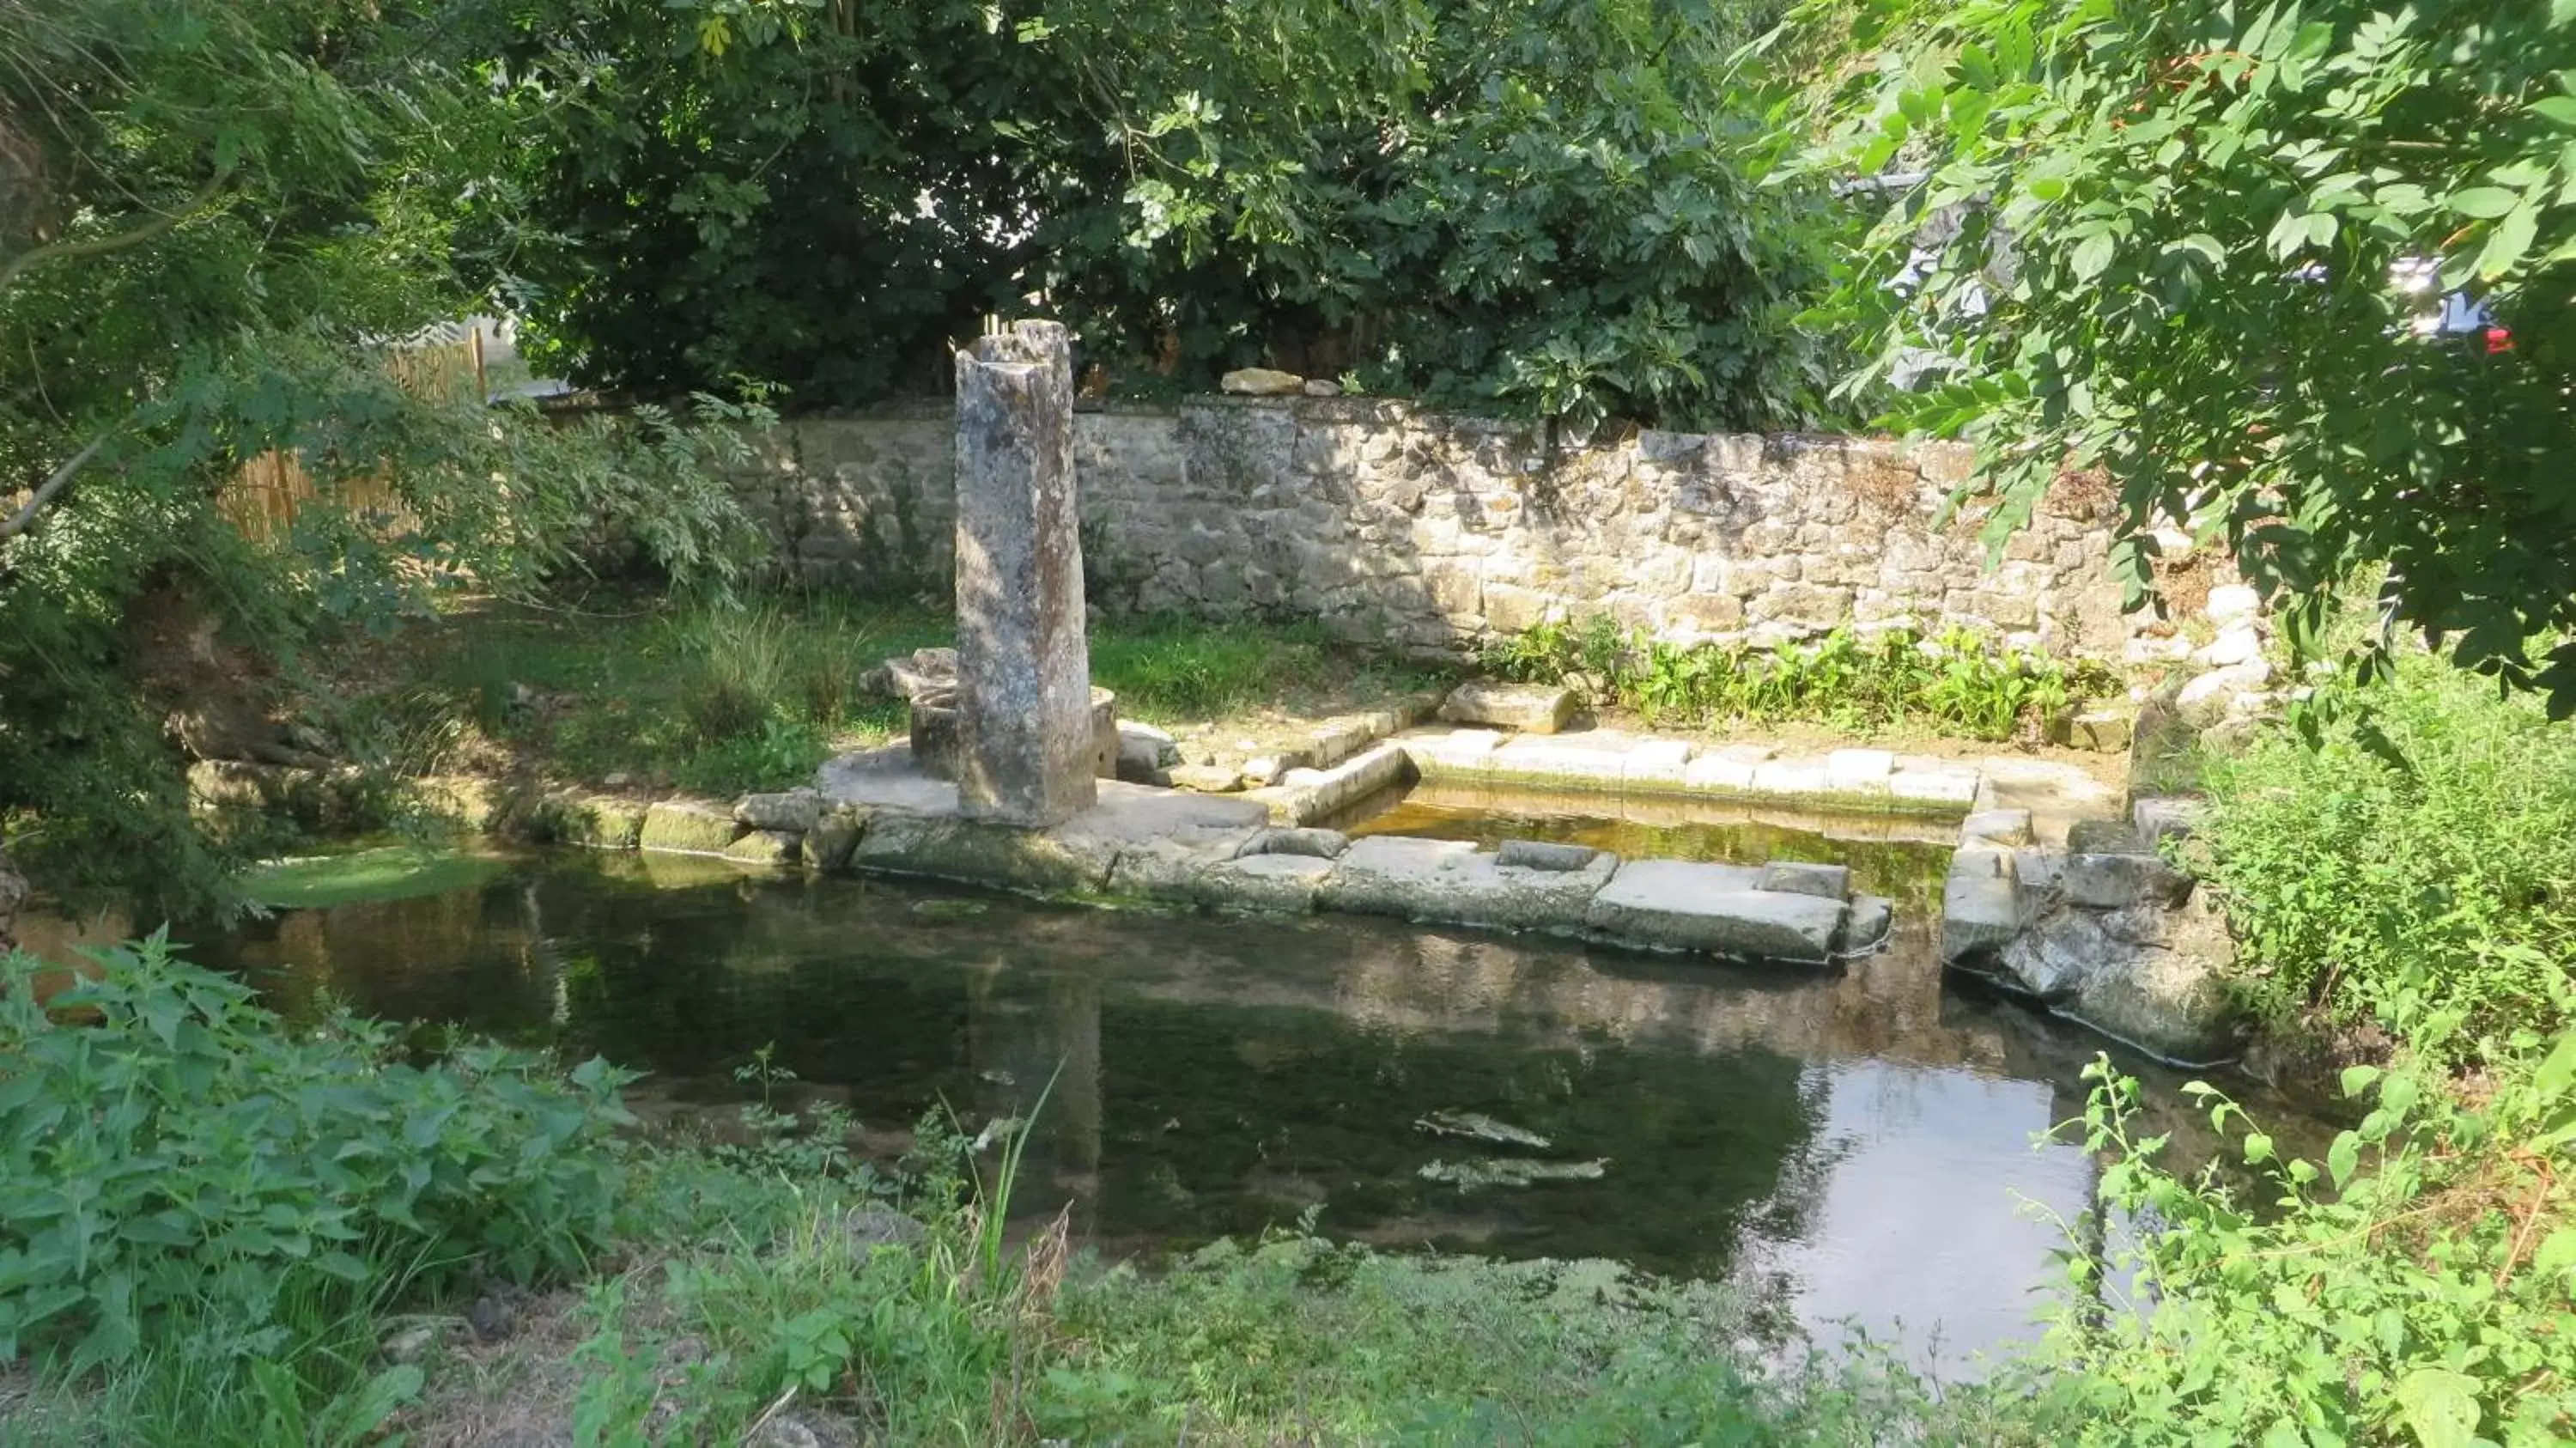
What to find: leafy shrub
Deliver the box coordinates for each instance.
[467,0,1838,432]
[0,937,635,1372]
[2038,1025,2576,1448]
[2196,657,2576,1046]
[1483,618,2113,741]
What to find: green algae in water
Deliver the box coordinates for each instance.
[243,846,507,909]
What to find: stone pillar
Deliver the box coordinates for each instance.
[953,320,1096,826]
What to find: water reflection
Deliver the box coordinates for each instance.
[188,851,2196,1368]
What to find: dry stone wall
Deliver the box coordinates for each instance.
[731,396,2155,659]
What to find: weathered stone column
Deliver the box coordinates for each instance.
[953,320,1096,826]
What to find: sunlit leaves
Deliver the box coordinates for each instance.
[1805,0,2576,714]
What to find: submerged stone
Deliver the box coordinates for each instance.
[1415,1110,1552,1149]
[1419,1156,1610,1190]
[1495,839,1599,873]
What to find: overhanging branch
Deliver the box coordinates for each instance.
[0,430,108,540]
[0,166,228,297]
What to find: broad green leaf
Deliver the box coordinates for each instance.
[2393,1367,2482,1448]
[2449,186,2520,219]
[2341,1064,2382,1098]
[2534,1031,2576,1096]
[2476,204,2539,278]
[2071,232,2117,281]
[2328,1130,2361,1189]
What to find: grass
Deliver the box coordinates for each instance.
[314,592,1444,801]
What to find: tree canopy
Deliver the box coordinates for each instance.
[458,0,1837,435]
[1809,0,2576,711]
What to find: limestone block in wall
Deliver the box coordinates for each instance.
[1480,583,1555,635]
[1661,592,1743,633]
[1944,587,2042,630]
[1748,582,1852,627]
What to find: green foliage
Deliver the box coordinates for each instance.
[0,935,635,1372]
[2038,1030,2576,1448]
[2195,655,2576,1047]
[1809,0,2576,712]
[456,0,1838,432]
[1040,1235,1993,1444]
[1086,614,1399,721]
[1484,617,2114,740]
[0,0,773,919]
[240,845,508,910]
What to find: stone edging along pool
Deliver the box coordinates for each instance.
[536,745,1897,970]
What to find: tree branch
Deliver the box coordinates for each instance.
[0,430,109,540]
[0,166,228,297]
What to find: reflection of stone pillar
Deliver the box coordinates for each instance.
[1049,974,1103,1185]
[954,320,1094,827]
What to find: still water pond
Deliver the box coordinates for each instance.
[187,842,2230,1372]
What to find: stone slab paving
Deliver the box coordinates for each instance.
[1584,861,1854,964]
[781,745,1879,968]
[1389,723,2101,823]
[1317,834,1620,934]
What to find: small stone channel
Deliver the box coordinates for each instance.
[182,782,2331,1374]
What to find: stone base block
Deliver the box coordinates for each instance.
[724,829,804,867]
[736,788,823,833]
[1318,835,1618,934]
[641,797,744,856]
[1440,682,1579,733]
[1584,861,1849,964]
[534,792,647,850]
[1940,848,2021,964]
[849,812,1120,895]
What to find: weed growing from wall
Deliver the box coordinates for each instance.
[1484,618,2115,741]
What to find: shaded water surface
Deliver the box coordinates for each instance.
[185,844,2267,1370]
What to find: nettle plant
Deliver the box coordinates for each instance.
[0,937,636,1372]
[2051,1014,2576,1448]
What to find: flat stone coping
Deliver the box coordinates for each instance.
[1390,725,2115,832]
[609,744,1897,970]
